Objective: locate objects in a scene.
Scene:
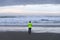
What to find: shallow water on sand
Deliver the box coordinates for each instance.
[0,27,60,33]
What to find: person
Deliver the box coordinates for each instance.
[28,21,32,34]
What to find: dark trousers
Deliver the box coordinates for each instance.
[28,28,31,34]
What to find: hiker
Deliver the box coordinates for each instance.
[28,21,32,34]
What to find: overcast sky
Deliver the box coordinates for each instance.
[0,0,60,16]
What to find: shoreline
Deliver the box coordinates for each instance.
[0,25,60,27]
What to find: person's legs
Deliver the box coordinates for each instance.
[28,28,31,34]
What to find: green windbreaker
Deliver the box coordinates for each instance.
[28,23,32,28]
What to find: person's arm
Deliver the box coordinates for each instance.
[27,23,29,27]
[31,23,33,27]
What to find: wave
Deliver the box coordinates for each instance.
[0,16,60,25]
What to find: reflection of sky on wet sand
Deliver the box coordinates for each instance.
[0,27,60,33]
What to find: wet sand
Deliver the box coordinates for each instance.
[0,31,60,40]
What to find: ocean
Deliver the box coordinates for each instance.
[0,16,60,25]
[0,16,59,33]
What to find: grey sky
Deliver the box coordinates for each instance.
[0,0,60,6]
[0,0,60,16]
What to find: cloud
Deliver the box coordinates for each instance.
[0,0,60,6]
[0,4,60,14]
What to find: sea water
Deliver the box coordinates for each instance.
[0,16,60,33]
[0,16,60,25]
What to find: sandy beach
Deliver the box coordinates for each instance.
[0,31,60,40]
